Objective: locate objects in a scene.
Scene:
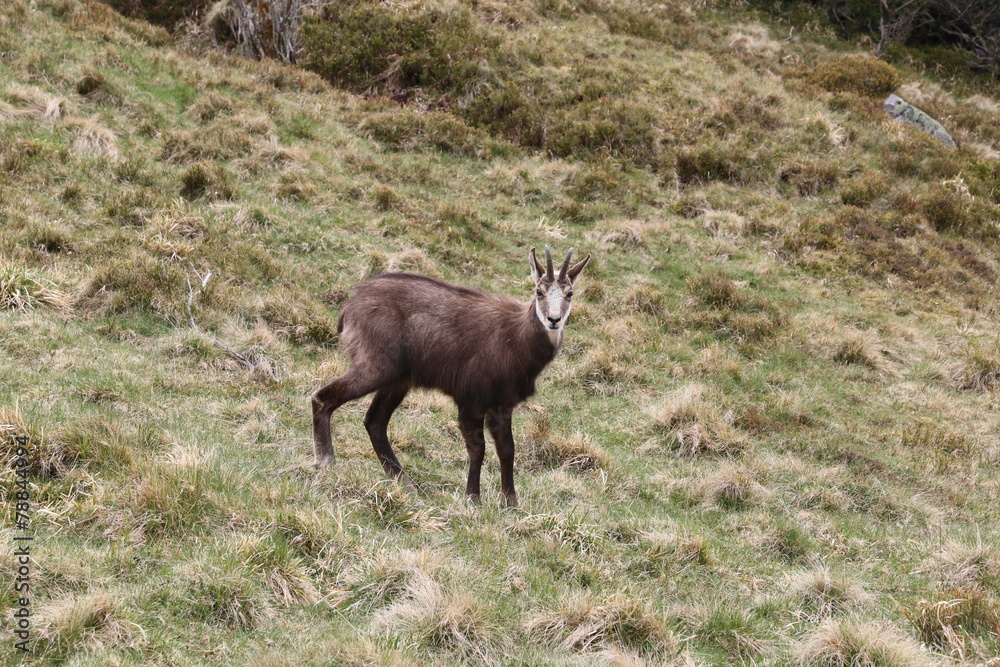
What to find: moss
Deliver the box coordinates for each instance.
[808,55,901,98]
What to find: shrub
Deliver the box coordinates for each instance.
[917,183,993,238]
[464,80,548,149]
[808,55,902,97]
[840,171,891,207]
[677,142,774,186]
[302,3,498,95]
[546,98,660,165]
[781,160,840,195]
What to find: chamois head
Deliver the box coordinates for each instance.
[529,246,591,345]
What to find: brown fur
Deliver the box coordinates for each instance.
[311,250,590,507]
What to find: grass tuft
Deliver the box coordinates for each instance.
[796,617,931,667]
[526,592,672,655]
[909,588,1000,651]
[952,340,1000,391]
[832,332,886,372]
[372,572,490,652]
[650,385,744,457]
[70,117,118,158]
[0,262,71,311]
[35,592,131,657]
[922,539,1000,591]
[521,413,610,471]
[789,567,870,615]
[693,462,764,508]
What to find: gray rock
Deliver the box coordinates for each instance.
[884,94,957,148]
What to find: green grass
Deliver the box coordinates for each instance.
[1,0,1000,664]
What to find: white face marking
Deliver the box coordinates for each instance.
[535,282,572,346]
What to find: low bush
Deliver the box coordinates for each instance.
[546,98,660,165]
[808,55,901,97]
[302,2,498,95]
[840,171,891,207]
[781,160,840,196]
[677,142,774,186]
[102,0,210,29]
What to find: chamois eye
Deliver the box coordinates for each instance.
[565,291,573,299]
[536,289,544,298]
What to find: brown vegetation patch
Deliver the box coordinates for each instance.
[520,413,610,472]
[650,384,745,457]
[806,55,902,98]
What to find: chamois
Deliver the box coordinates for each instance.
[311,247,591,507]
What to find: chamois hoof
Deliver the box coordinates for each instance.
[313,454,335,468]
[398,473,419,495]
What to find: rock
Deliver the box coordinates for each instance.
[883,94,957,148]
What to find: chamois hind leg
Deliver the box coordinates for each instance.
[311,369,385,467]
[486,406,518,508]
[364,382,415,490]
[457,405,487,503]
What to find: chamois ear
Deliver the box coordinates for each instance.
[529,247,545,282]
[566,254,591,282]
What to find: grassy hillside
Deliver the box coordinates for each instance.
[2,0,1000,664]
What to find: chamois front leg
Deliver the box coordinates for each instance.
[311,370,382,467]
[486,406,518,508]
[457,406,487,503]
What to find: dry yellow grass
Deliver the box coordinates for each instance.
[0,263,72,312]
[788,567,871,615]
[372,572,491,652]
[70,117,119,157]
[526,592,674,655]
[796,617,931,666]
[649,385,745,457]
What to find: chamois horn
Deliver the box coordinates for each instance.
[558,248,573,282]
[544,246,554,280]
